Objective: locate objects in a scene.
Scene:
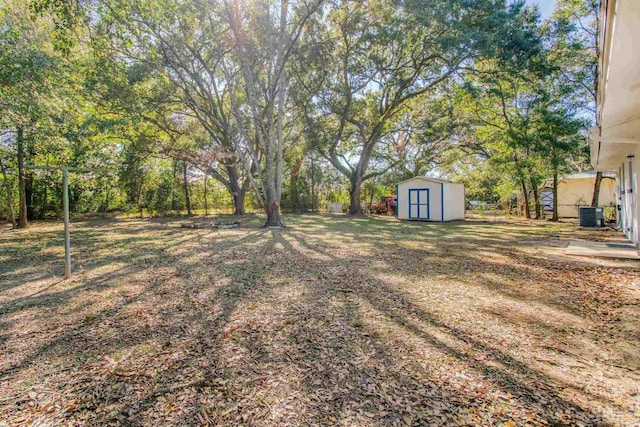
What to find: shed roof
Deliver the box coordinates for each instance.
[560,170,616,180]
[397,176,458,185]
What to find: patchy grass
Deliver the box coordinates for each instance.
[0,214,639,426]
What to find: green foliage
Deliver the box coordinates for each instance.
[0,0,598,222]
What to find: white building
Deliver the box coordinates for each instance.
[326,203,343,213]
[589,0,640,245]
[542,171,617,218]
[396,177,465,222]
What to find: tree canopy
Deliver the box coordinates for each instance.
[0,0,598,226]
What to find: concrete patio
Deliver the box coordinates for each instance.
[565,239,640,259]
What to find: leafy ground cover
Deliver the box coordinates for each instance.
[0,214,639,426]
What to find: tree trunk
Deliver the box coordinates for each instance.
[42,163,48,217]
[591,171,603,206]
[261,129,284,228]
[310,156,316,212]
[346,140,376,215]
[25,174,34,220]
[264,200,283,227]
[229,180,246,216]
[204,176,208,215]
[225,164,246,216]
[0,159,16,228]
[290,156,302,212]
[17,127,28,229]
[232,192,245,216]
[532,185,541,219]
[520,179,530,219]
[349,176,363,215]
[263,149,284,227]
[171,160,178,215]
[551,168,559,222]
[136,178,144,218]
[183,161,192,216]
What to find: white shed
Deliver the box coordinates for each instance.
[326,202,343,213]
[396,177,465,222]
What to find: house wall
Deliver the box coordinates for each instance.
[591,0,640,246]
[397,179,443,221]
[443,182,465,221]
[557,178,617,218]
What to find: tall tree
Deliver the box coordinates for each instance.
[544,0,600,203]
[0,1,66,227]
[223,0,322,226]
[96,0,252,215]
[297,0,540,214]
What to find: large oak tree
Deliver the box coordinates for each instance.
[297,0,538,213]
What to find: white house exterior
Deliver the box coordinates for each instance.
[589,0,640,245]
[396,177,465,222]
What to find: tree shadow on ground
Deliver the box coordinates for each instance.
[282,232,619,425]
[0,220,266,381]
[0,216,637,425]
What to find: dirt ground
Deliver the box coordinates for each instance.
[0,214,639,426]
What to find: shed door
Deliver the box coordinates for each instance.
[409,189,429,219]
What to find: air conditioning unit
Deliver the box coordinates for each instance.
[579,206,604,228]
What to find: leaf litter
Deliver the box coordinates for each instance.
[0,215,638,426]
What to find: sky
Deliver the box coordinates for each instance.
[525,0,557,19]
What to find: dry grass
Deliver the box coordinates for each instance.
[0,214,639,426]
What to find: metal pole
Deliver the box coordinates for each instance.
[25,165,102,279]
[62,168,71,279]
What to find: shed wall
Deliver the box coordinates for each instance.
[443,183,465,221]
[397,179,443,221]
